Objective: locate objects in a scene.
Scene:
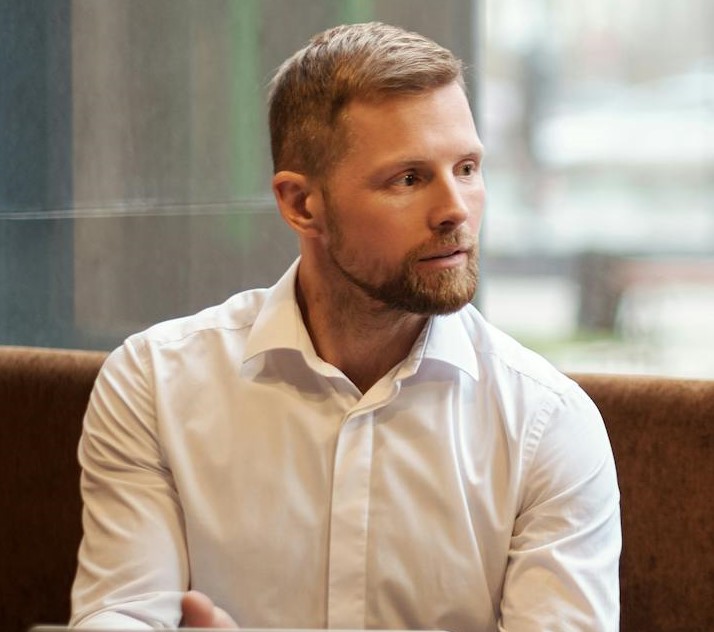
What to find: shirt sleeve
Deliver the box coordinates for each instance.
[70,339,186,628]
[498,383,622,631]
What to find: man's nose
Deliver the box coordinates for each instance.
[428,175,473,231]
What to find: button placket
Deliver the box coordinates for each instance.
[326,410,374,629]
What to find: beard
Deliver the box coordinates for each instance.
[325,211,480,316]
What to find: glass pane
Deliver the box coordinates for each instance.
[0,0,478,349]
[481,0,714,377]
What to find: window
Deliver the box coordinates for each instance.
[482,0,714,377]
[2,0,711,377]
[0,0,477,349]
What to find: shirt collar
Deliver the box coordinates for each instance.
[410,310,481,382]
[243,258,480,382]
[243,258,313,362]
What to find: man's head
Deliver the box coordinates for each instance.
[268,22,465,179]
[270,24,484,318]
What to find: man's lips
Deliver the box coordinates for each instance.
[418,246,470,261]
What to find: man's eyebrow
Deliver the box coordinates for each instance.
[468,144,486,159]
[367,147,486,180]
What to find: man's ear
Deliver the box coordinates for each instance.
[272,171,324,238]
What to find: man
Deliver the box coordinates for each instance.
[70,22,621,631]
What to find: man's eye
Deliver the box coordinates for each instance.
[459,162,476,176]
[399,173,418,187]
[388,172,420,188]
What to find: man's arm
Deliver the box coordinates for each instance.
[70,340,187,628]
[499,384,621,631]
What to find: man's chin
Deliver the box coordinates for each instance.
[392,277,478,316]
[406,292,476,316]
[329,251,478,315]
[407,267,479,315]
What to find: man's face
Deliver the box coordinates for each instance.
[318,81,486,315]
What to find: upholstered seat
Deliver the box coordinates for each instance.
[1,346,712,631]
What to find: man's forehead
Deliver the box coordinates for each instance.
[344,80,470,114]
[340,86,480,153]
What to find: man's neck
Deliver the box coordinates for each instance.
[296,267,428,394]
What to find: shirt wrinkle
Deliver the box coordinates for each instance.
[521,392,559,478]
[133,338,172,471]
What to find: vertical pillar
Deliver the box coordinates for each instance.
[0,0,75,347]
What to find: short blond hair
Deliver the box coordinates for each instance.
[268,22,464,177]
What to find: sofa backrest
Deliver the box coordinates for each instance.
[0,346,107,632]
[572,373,714,631]
[1,345,712,631]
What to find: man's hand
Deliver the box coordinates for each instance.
[181,590,239,628]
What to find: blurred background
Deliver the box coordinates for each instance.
[1,0,712,377]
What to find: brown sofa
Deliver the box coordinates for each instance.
[1,345,712,632]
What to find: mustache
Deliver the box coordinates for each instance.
[412,229,478,260]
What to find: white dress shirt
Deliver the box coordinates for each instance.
[70,259,621,631]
